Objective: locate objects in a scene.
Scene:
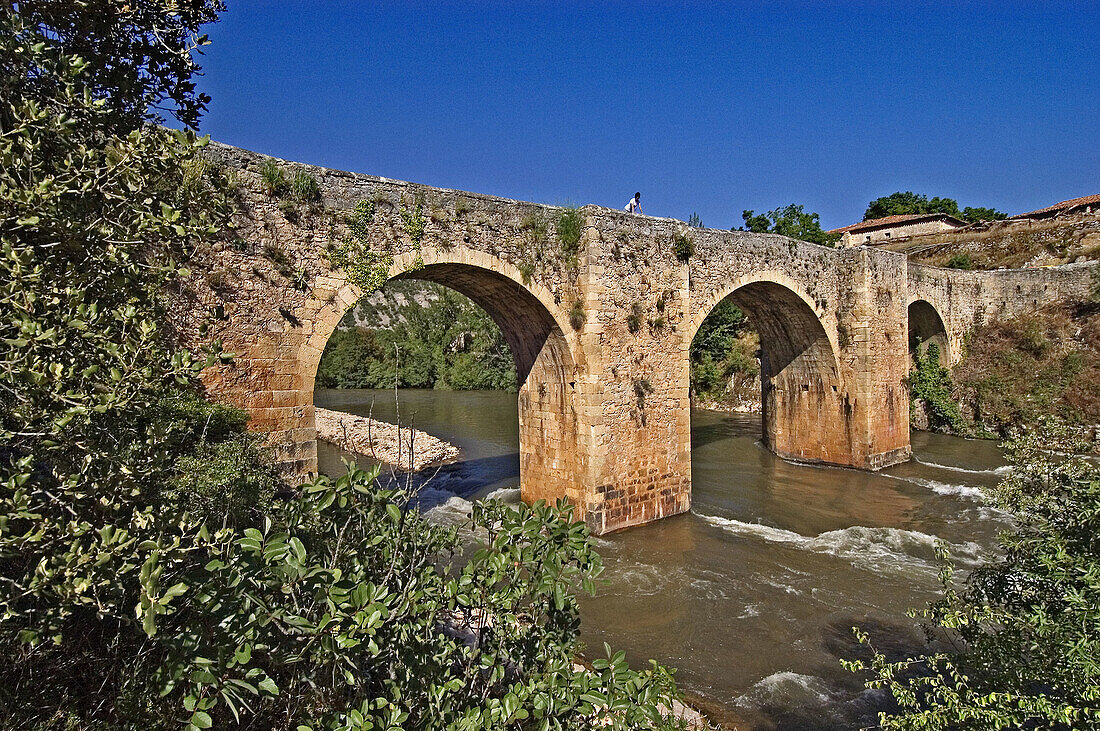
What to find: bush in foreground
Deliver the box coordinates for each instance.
[0,5,685,728]
[847,423,1100,729]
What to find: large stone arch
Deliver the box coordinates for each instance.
[906,299,950,365]
[306,248,582,508]
[686,271,842,361]
[687,274,851,466]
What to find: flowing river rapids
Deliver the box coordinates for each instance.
[316,389,1010,729]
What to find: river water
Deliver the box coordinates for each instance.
[316,388,1009,729]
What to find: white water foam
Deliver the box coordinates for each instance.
[913,456,1011,476]
[418,488,474,524]
[701,515,983,572]
[900,475,988,500]
[483,487,521,503]
[742,671,834,706]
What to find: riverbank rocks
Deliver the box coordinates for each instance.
[315,407,459,471]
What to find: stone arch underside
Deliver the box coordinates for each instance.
[907,299,949,365]
[379,263,580,507]
[714,281,850,466]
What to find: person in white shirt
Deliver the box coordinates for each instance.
[625,192,642,214]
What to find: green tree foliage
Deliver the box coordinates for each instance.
[961,206,1008,223]
[1,6,686,728]
[848,424,1100,729]
[12,0,224,130]
[689,300,760,405]
[316,282,517,391]
[1,2,269,724]
[741,209,771,233]
[864,192,1007,223]
[908,343,967,434]
[740,204,840,246]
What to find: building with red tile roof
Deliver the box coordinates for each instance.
[827,212,967,247]
[1011,194,1100,220]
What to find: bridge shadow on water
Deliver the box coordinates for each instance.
[689,413,761,451]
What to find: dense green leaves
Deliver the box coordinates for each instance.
[0,6,688,728]
[689,300,759,406]
[908,343,968,434]
[740,204,839,246]
[863,191,1007,223]
[848,425,1100,729]
[11,0,224,130]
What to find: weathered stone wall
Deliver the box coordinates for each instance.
[581,211,913,493]
[840,217,961,247]
[906,261,1097,365]
[170,142,590,512]
[168,141,1087,534]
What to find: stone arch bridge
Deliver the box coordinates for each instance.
[171,143,1095,535]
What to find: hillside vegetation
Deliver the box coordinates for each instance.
[317,281,516,390]
[954,302,1100,435]
[889,215,1100,269]
[910,297,1100,443]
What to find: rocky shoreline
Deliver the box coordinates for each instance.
[315,407,460,471]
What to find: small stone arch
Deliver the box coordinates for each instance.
[907,299,950,365]
[307,247,582,509]
[690,274,848,466]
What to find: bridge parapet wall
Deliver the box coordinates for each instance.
[907,262,1096,364]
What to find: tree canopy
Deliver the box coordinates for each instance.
[740,204,840,246]
[11,0,223,129]
[864,192,1008,224]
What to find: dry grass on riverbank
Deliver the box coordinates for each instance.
[952,301,1100,440]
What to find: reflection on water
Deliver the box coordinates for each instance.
[316,389,1008,729]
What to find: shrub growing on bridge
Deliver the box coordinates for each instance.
[557,206,584,262]
[908,343,967,434]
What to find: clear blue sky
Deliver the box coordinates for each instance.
[195,1,1099,230]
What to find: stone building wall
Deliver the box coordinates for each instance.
[840,217,962,247]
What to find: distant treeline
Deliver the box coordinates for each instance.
[316,281,516,391]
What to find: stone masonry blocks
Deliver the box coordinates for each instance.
[165,141,1097,535]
